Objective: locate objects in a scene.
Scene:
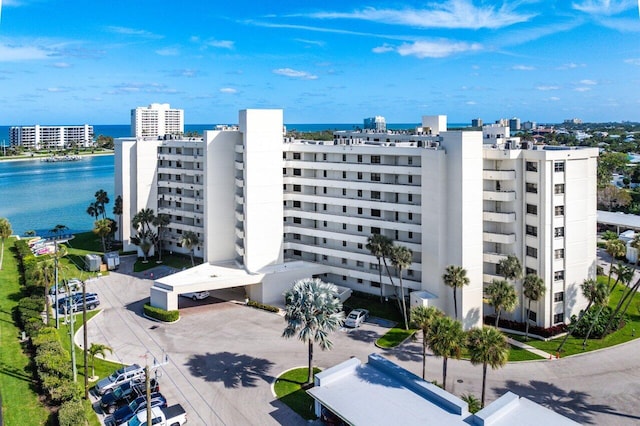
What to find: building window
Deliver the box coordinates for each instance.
[322,255,328,261]
[371,209,381,217]
[293,217,301,224]
[323,221,327,227]
[553,313,564,324]
[526,161,538,172]
[342,188,346,196]
[408,232,413,239]
[372,227,381,234]
[526,246,538,258]
[525,267,537,275]
[323,153,327,161]
[555,205,565,216]
[293,152,300,160]
[554,270,565,281]
[408,175,413,183]
[409,212,413,220]
[357,155,362,163]
[528,309,537,322]
[342,154,346,162]
[555,184,565,194]
[323,170,327,178]
[342,171,347,179]
[408,157,413,165]
[357,172,363,180]
[526,204,537,215]
[370,263,379,270]
[342,258,347,265]
[356,261,363,267]
[293,184,301,192]
[358,190,362,197]
[343,206,347,213]
[555,227,565,238]
[526,225,538,237]
[358,207,363,214]
[554,292,564,302]
[526,183,538,193]
[371,155,381,164]
[342,223,347,230]
[357,278,363,284]
[323,187,327,194]
[342,240,347,247]
[371,191,381,199]
[371,173,381,182]
[323,204,327,210]
[293,201,301,208]
[293,234,301,240]
[555,161,565,172]
[357,243,363,249]
[323,238,327,244]
[358,225,363,232]
[554,249,565,259]
[408,194,413,202]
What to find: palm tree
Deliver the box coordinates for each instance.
[605,239,626,285]
[485,279,518,327]
[466,326,509,407]
[94,189,110,219]
[113,195,123,242]
[131,230,155,262]
[34,259,55,324]
[180,231,200,266]
[498,254,522,283]
[390,245,413,330]
[132,208,156,234]
[93,218,112,253]
[522,274,545,341]
[557,278,607,352]
[282,278,344,384]
[0,217,12,270]
[366,234,393,302]
[86,201,103,220]
[428,316,465,390]
[410,305,443,380]
[442,265,470,320]
[88,343,113,378]
[582,283,610,347]
[153,213,171,262]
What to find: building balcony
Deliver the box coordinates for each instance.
[483,211,516,223]
[235,209,244,221]
[483,231,516,244]
[235,177,244,188]
[234,160,244,171]
[235,144,244,154]
[483,252,508,264]
[483,190,516,202]
[483,273,503,284]
[483,169,516,180]
[235,241,244,256]
[235,226,244,239]
[235,194,244,205]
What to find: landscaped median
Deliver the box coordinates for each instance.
[273,367,320,421]
[143,303,180,322]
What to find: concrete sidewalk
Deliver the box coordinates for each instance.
[507,337,556,360]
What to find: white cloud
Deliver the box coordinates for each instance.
[580,79,597,85]
[377,40,482,58]
[308,0,535,29]
[205,39,234,49]
[105,26,163,39]
[295,39,325,47]
[548,96,561,101]
[52,62,71,68]
[108,82,180,95]
[156,47,179,56]
[219,87,237,94]
[625,58,640,65]
[273,68,318,80]
[0,43,50,61]
[512,65,536,71]
[466,101,476,105]
[46,87,69,93]
[557,62,586,70]
[572,0,637,15]
[574,87,592,92]
[536,85,560,90]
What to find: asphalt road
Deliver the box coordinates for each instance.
[79,259,640,426]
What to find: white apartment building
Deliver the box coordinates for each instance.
[115,109,598,330]
[131,103,184,138]
[10,124,94,150]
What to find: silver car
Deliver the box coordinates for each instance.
[344,309,369,328]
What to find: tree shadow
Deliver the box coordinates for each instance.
[185,351,274,388]
[344,328,379,344]
[390,340,424,363]
[492,379,637,425]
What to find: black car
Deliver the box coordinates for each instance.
[106,392,167,426]
[99,378,159,414]
[58,293,100,313]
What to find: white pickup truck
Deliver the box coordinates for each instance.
[119,404,187,426]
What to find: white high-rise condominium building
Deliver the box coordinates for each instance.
[116,109,598,329]
[10,125,94,150]
[364,116,386,132]
[131,103,184,138]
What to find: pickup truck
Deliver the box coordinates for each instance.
[100,378,159,413]
[105,392,167,426]
[119,404,187,426]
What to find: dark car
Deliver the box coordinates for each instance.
[106,392,167,425]
[99,378,159,413]
[58,293,100,313]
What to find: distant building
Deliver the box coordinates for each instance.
[509,117,521,132]
[495,118,509,127]
[564,118,583,125]
[471,118,483,128]
[10,125,94,150]
[364,116,386,132]
[522,121,537,131]
[131,103,184,138]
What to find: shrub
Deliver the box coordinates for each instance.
[247,300,280,313]
[484,316,568,338]
[58,399,88,426]
[143,304,179,322]
[567,306,625,338]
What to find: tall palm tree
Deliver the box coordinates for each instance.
[282,278,344,384]
[609,263,634,295]
[93,218,112,253]
[557,278,607,352]
[94,189,110,219]
[113,195,123,242]
[428,316,465,390]
[390,245,413,330]
[522,274,545,341]
[153,213,171,262]
[442,265,470,320]
[34,259,55,325]
[366,234,393,302]
[467,326,509,407]
[485,279,518,327]
[86,201,103,220]
[605,239,626,285]
[498,254,522,283]
[88,343,113,378]
[131,230,155,262]
[0,217,12,270]
[582,282,610,347]
[410,305,443,380]
[180,231,200,266]
[132,208,156,234]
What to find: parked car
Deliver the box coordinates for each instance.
[180,290,210,300]
[106,392,167,425]
[118,404,187,426]
[100,378,159,414]
[344,309,369,328]
[58,293,100,313]
[95,364,145,395]
[49,278,82,295]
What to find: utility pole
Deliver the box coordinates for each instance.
[65,280,78,383]
[146,364,152,423]
[82,280,89,399]
[54,240,59,329]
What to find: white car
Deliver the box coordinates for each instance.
[181,291,210,301]
[344,309,369,328]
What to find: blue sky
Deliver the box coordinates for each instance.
[0,0,639,125]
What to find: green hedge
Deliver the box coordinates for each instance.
[59,398,87,426]
[143,304,179,322]
[247,300,280,313]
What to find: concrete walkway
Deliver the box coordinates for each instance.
[506,337,556,360]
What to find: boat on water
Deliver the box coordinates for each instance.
[41,155,82,162]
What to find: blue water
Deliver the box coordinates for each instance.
[0,155,114,235]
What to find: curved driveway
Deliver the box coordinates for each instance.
[80,262,640,426]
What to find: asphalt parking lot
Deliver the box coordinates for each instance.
[79,263,640,426]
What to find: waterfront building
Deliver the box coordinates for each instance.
[364,116,386,132]
[10,124,93,150]
[509,117,521,132]
[131,103,184,138]
[471,118,483,128]
[116,109,598,330]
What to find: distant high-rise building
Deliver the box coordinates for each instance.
[471,118,483,128]
[10,125,93,150]
[509,118,521,132]
[131,103,184,138]
[564,118,583,125]
[522,121,537,131]
[364,116,386,132]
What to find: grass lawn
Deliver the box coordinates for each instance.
[507,344,545,361]
[273,367,320,421]
[133,253,197,273]
[376,327,416,348]
[344,292,403,323]
[0,238,52,425]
